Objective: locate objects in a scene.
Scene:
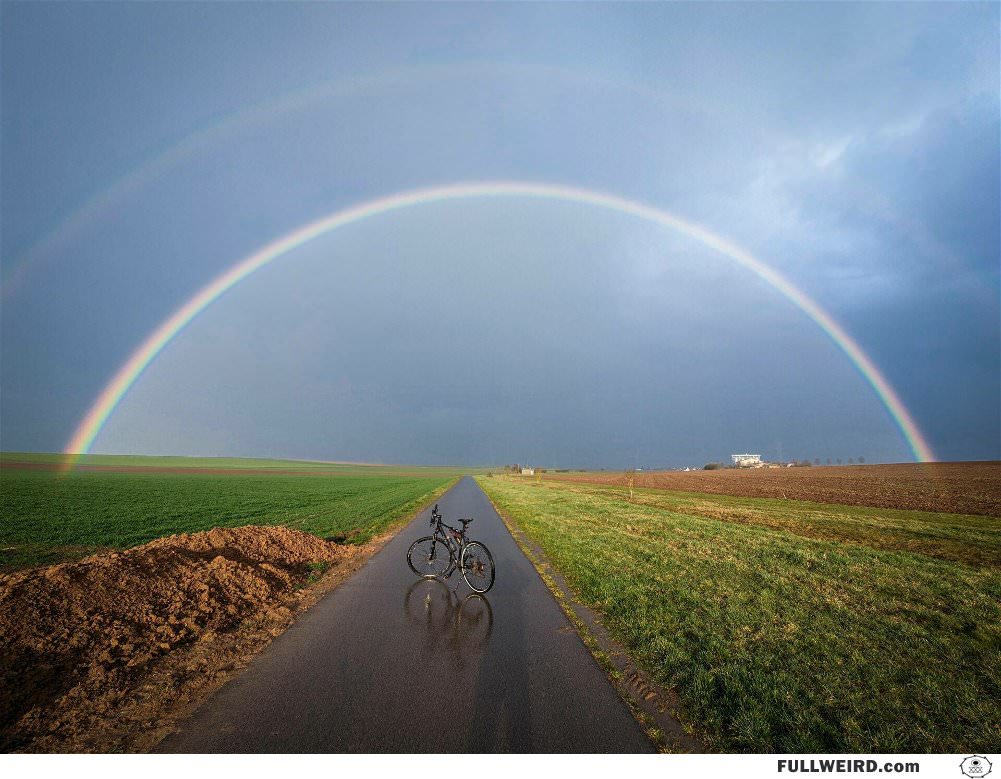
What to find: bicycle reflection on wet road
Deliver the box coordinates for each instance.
[404,578,493,669]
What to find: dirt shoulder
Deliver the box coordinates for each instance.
[544,461,1001,516]
[0,524,399,753]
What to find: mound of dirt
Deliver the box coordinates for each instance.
[0,526,362,752]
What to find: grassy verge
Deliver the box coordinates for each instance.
[477,476,1001,752]
[1,458,458,570]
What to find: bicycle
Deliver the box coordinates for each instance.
[407,504,496,593]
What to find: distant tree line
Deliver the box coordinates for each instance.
[501,464,548,473]
[701,456,868,470]
[796,456,866,466]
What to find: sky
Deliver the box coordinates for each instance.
[2,2,998,467]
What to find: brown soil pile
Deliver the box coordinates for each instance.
[545,461,1001,516]
[0,526,363,752]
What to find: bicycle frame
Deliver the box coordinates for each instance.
[430,514,469,576]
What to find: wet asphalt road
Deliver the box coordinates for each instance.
[158,476,653,753]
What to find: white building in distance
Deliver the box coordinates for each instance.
[731,453,762,467]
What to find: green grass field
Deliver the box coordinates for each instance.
[1,454,460,570]
[0,451,484,475]
[1,452,343,469]
[477,476,1001,753]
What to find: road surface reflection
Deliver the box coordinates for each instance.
[403,578,493,668]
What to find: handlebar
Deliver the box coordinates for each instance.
[428,505,476,534]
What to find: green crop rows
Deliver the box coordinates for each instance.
[1,455,459,570]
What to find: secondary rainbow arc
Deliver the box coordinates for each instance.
[1,62,720,301]
[63,181,936,466]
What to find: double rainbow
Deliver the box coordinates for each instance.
[63,181,936,466]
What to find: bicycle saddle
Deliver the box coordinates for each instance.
[459,518,474,526]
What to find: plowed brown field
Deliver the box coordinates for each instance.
[544,461,1001,516]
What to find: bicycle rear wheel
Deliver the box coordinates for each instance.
[460,541,495,593]
[407,536,453,578]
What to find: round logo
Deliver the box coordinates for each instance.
[961,757,993,778]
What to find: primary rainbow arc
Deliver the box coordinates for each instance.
[63,181,936,465]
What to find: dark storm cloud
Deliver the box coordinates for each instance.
[2,2,997,463]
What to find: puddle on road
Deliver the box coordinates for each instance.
[403,578,493,668]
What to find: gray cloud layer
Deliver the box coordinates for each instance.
[2,2,997,464]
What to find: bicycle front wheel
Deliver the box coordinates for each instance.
[461,541,495,593]
[407,536,453,578]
